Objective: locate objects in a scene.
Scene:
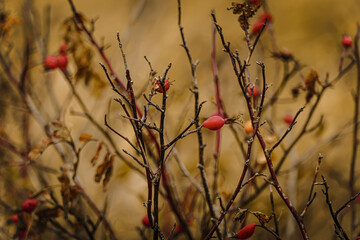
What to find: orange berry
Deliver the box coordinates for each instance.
[244,121,254,134]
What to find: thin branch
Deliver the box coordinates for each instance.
[269,107,305,154]
[105,115,141,154]
[177,0,215,239]
[349,24,360,235]
[300,153,322,217]
[321,176,349,240]
[122,149,147,168]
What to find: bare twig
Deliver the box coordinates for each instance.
[349,24,360,236]
[321,176,349,240]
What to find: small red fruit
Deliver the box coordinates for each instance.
[59,43,67,54]
[244,121,254,134]
[22,199,38,213]
[44,55,58,70]
[260,12,273,23]
[356,195,360,203]
[11,214,19,223]
[247,85,260,98]
[142,215,151,227]
[283,114,294,125]
[175,224,184,234]
[251,20,264,35]
[156,79,170,93]
[342,35,353,48]
[18,231,27,239]
[237,223,256,239]
[203,116,225,130]
[57,54,68,70]
[248,0,261,4]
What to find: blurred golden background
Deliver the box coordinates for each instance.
[1,0,360,239]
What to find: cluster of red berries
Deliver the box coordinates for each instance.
[44,43,68,71]
[251,12,273,35]
[10,198,38,239]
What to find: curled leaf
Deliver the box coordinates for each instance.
[304,70,318,102]
[91,141,104,165]
[234,208,248,223]
[95,152,110,182]
[28,146,43,160]
[229,1,261,30]
[102,155,114,189]
[252,211,272,225]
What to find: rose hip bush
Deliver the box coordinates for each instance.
[0,0,359,239]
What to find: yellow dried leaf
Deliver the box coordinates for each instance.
[79,133,92,142]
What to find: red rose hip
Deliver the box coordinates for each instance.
[22,199,38,213]
[142,215,151,227]
[251,21,264,35]
[59,43,67,54]
[44,55,58,70]
[237,223,256,239]
[11,214,19,223]
[342,35,353,48]
[57,54,68,70]
[260,12,273,23]
[283,114,294,125]
[156,79,170,93]
[203,116,225,130]
[247,85,260,98]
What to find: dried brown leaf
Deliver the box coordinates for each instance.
[94,152,110,182]
[102,155,114,190]
[304,70,318,102]
[28,146,43,160]
[252,211,272,225]
[230,2,261,30]
[234,208,248,223]
[58,173,71,214]
[91,141,103,165]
